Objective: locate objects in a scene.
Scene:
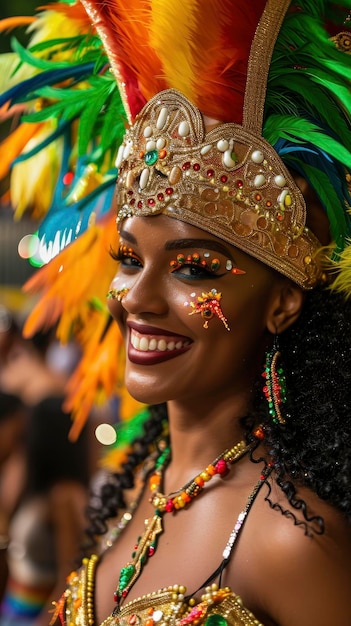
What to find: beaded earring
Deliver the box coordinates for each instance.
[262,336,287,425]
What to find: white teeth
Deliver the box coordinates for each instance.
[149,338,157,350]
[130,330,188,353]
[139,337,149,351]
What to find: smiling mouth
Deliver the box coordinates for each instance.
[127,326,192,365]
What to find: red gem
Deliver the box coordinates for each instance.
[220,175,228,183]
[236,180,243,188]
[193,163,200,171]
[122,590,128,598]
[165,187,174,195]
[127,189,133,196]
[148,198,155,206]
[137,201,143,208]
[157,193,164,201]
[114,591,118,602]
[207,169,214,178]
[130,198,135,205]
[148,546,155,556]
[63,171,74,185]
[182,161,191,170]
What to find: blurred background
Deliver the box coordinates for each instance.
[1,0,40,311]
[0,5,120,624]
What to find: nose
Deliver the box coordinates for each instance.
[108,267,169,317]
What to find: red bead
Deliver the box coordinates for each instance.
[63,171,74,185]
[148,546,155,556]
[206,169,214,178]
[165,499,174,512]
[165,187,174,195]
[220,175,228,183]
[236,180,243,188]
[114,591,118,602]
[137,200,143,208]
[193,163,200,171]
[215,459,228,475]
[148,198,155,206]
[157,193,164,201]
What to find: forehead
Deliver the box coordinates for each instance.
[119,215,233,253]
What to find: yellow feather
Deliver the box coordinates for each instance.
[329,243,351,299]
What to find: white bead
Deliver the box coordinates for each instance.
[115,144,124,168]
[153,611,163,622]
[156,137,166,149]
[254,174,266,187]
[143,125,153,138]
[139,168,150,189]
[123,140,132,159]
[200,144,212,155]
[223,149,237,168]
[217,139,229,152]
[178,121,190,137]
[156,107,169,130]
[278,189,288,207]
[251,150,264,164]
[274,174,286,187]
[146,140,156,151]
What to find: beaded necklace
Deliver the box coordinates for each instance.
[113,438,254,611]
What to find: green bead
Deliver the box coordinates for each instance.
[145,150,158,166]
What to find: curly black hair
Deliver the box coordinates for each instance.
[258,285,351,524]
[87,285,351,544]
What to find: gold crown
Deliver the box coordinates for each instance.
[116,89,323,289]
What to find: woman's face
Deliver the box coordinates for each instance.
[108,215,285,408]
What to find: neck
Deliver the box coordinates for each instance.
[164,393,251,491]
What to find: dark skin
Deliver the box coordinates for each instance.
[91,215,351,626]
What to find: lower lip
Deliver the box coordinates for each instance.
[127,343,191,365]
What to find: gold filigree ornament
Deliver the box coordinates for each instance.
[116,89,324,289]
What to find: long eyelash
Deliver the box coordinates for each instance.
[109,245,122,261]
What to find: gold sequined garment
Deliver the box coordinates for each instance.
[56,555,264,626]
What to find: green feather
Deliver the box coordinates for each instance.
[264,115,351,169]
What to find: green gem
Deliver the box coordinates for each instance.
[119,565,135,591]
[205,615,228,626]
[145,150,158,166]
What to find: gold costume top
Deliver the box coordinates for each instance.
[53,470,267,626]
[58,555,263,626]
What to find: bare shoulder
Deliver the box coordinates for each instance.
[242,479,351,626]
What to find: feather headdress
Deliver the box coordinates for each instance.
[1,0,351,438]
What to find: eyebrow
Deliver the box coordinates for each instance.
[119,230,233,259]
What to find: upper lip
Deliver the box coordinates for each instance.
[127,321,191,340]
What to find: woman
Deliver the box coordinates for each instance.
[1,0,351,625]
[53,26,351,626]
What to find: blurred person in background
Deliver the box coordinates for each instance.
[0,399,89,626]
[0,392,27,602]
